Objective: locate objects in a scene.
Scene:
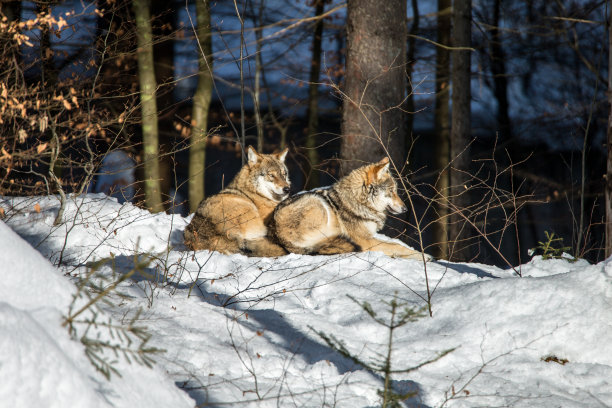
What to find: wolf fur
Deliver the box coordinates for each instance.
[271,157,432,260]
[184,146,290,257]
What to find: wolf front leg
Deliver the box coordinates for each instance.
[354,237,432,261]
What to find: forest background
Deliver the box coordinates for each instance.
[0,0,610,267]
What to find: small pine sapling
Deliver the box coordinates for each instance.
[529,231,576,262]
[63,253,164,379]
[311,294,454,408]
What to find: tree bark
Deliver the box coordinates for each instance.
[37,1,57,87]
[133,0,164,212]
[490,0,510,142]
[151,0,177,202]
[449,0,472,261]
[253,1,264,153]
[189,0,213,213]
[606,0,612,258]
[340,0,406,174]
[432,0,451,259]
[4,1,21,23]
[490,0,518,260]
[405,0,419,148]
[305,0,325,189]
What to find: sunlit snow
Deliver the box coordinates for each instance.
[1,194,611,407]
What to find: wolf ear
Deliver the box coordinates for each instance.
[276,148,289,163]
[366,157,390,184]
[247,146,259,165]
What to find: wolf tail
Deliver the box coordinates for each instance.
[315,236,361,255]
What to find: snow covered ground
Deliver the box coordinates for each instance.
[1,194,611,407]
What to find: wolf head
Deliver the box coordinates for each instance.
[247,146,291,202]
[364,157,407,215]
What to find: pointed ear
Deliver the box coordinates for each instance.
[247,146,259,165]
[276,148,289,163]
[366,157,390,184]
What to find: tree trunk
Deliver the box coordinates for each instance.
[133,0,164,213]
[189,0,213,213]
[37,2,57,87]
[4,1,21,23]
[432,0,451,259]
[490,0,518,261]
[340,0,406,174]
[405,0,419,149]
[152,0,177,204]
[252,0,264,153]
[606,1,612,258]
[490,0,510,142]
[4,1,22,83]
[305,0,325,189]
[449,0,472,261]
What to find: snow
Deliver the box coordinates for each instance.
[2,193,612,407]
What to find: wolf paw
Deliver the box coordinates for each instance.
[396,252,434,262]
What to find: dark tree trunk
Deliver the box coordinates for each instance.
[449,0,472,261]
[252,0,264,152]
[340,0,406,174]
[189,0,213,213]
[490,0,510,142]
[405,0,419,149]
[151,0,176,203]
[490,0,518,262]
[37,1,57,87]
[606,2,612,258]
[305,0,325,189]
[4,1,21,23]
[432,0,451,259]
[3,1,22,83]
[151,0,175,112]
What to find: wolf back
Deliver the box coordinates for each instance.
[271,158,432,260]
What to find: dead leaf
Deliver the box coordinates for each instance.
[18,129,27,143]
[36,143,48,154]
[34,203,41,213]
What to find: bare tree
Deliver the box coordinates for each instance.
[340,0,406,174]
[133,0,164,212]
[189,0,213,213]
[449,0,473,261]
[489,0,510,142]
[305,0,325,189]
[405,0,419,144]
[606,1,612,258]
[432,0,451,259]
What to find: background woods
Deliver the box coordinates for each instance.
[0,0,610,265]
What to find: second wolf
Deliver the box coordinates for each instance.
[184,146,290,257]
[271,157,431,260]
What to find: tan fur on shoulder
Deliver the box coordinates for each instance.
[184,146,290,257]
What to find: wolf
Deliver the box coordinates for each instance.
[271,157,432,260]
[184,146,290,257]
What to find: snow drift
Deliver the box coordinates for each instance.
[1,194,611,407]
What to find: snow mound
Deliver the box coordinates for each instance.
[2,194,612,407]
[0,220,193,408]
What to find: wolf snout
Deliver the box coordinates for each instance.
[283,186,291,194]
[387,203,407,215]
